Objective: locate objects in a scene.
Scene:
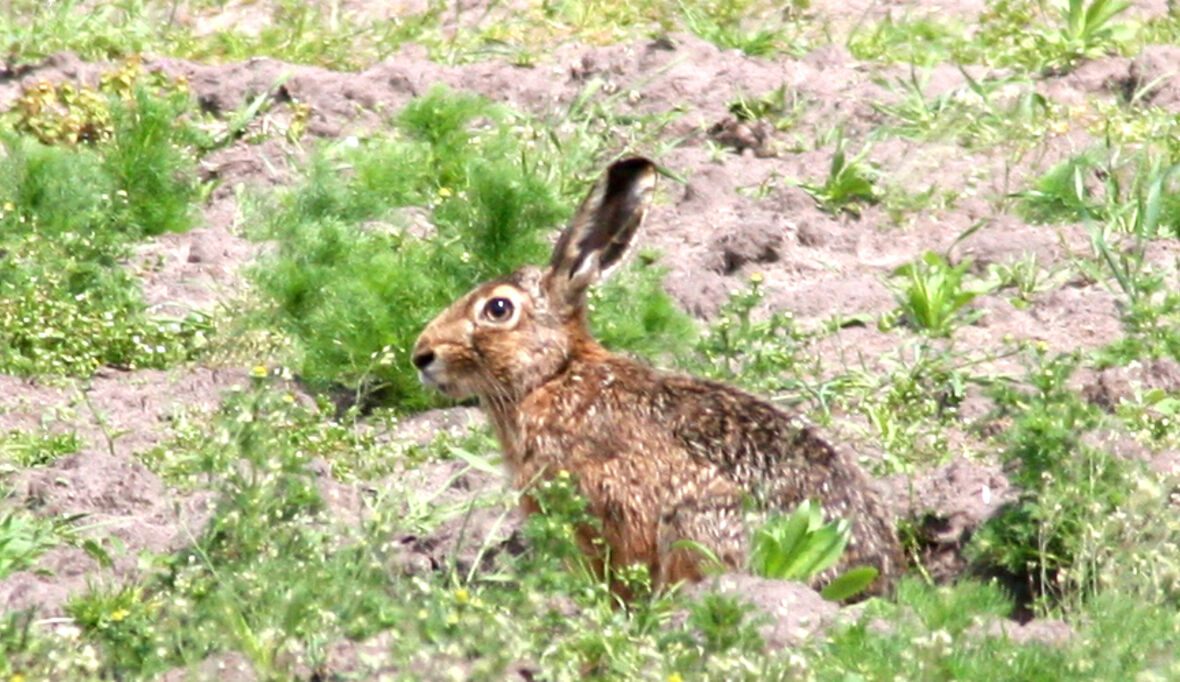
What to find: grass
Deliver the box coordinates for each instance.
[2,0,1180,679]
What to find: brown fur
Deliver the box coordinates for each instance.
[412,158,904,594]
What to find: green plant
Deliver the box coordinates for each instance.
[989,252,1067,307]
[687,274,820,398]
[842,342,982,473]
[876,67,1053,150]
[749,500,880,601]
[969,348,1133,610]
[727,85,806,131]
[0,429,81,470]
[889,252,990,337]
[0,136,209,376]
[0,510,74,580]
[65,584,162,674]
[676,0,806,57]
[1016,151,1104,223]
[1057,0,1133,66]
[797,134,880,216]
[847,15,963,65]
[965,0,1134,73]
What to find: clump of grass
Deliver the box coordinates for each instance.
[0,60,210,376]
[845,343,974,473]
[963,0,1134,73]
[250,86,694,409]
[676,0,808,57]
[1017,151,1104,224]
[687,274,817,396]
[0,429,80,472]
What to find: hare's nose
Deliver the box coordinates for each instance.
[411,349,435,370]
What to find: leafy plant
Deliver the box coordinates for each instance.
[989,252,1067,307]
[750,501,880,601]
[727,85,805,131]
[1057,0,1133,66]
[1016,151,1104,223]
[797,134,880,216]
[889,252,990,337]
[0,136,209,376]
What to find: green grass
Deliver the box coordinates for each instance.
[0,429,80,471]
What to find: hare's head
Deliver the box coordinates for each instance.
[412,157,656,403]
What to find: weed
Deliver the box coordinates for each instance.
[1056,0,1134,67]
[727,85,806,131]
[989,252,1068,307]
[0,139,209,375]
[841,342,981,472]
[0,509,74,580]
[797,133,880,216]
[876,68,1054,150]
[0,429,80,471]
[687,274,820,399]
[0,62,210,376]
[750,500,879,600]
[848,15,963,65]
[969,0,1134,73]
[676,0,806,57]
[969,347,1134,610]
[888,252,990,337]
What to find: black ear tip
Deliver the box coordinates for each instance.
[607,157,656,190]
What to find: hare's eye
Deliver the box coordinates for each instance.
[483,297,515,322]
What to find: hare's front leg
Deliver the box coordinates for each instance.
[654,494,749,587]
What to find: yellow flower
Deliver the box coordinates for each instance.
[437,187,453,197]
[250,365,268,378]
[454,588,470,604]
[110,608,130,622]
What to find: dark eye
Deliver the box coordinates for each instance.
[483,297,514,322]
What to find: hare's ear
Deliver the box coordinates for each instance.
[546,157,657,310]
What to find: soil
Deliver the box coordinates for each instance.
[2,0,1179,664]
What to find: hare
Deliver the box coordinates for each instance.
[412,158,904,594]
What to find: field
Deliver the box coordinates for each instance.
[1,0,1179,679]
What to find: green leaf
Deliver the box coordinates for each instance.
[820,566,880,601]
[779,520,850,580]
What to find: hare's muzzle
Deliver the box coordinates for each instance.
[411,349,435,371]
[411,346,441,388]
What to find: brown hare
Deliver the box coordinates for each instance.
[412,157,904,594]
